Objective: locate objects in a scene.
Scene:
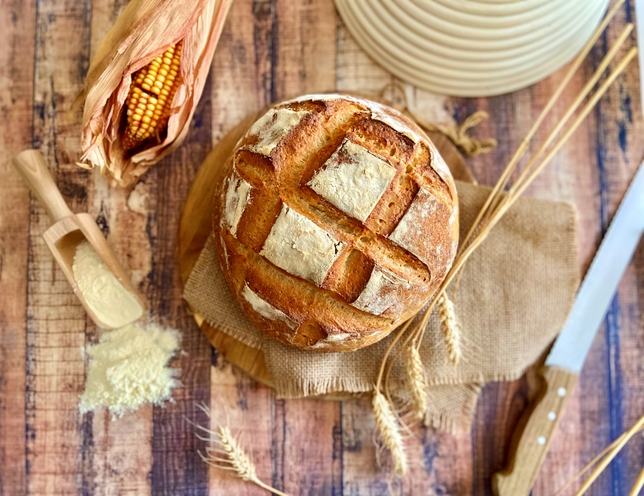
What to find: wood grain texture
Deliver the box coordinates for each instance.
[0,1,35,494]
[0,0,642,495]
[26,0,92,494]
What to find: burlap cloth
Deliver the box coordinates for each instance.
[184,166,578,430]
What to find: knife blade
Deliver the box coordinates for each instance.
[493,160,644,496]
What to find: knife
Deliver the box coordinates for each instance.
[493,159,644,496]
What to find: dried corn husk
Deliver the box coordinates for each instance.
[79,0,232,187]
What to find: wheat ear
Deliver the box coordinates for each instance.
[372,389,408,477]
[193,403,288,496]
[437,293,460,365]
[403,344,428,420]
[198,425,288,496]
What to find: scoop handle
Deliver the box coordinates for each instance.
[13,150,73,223]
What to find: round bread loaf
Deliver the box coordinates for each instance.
[214,94,459,352]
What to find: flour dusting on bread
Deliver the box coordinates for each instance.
[427,140,452,183]
[308,139,396,222]
[242,285,297,330]
[390,188,458,277]
[370,102,425,144]
[352,268,412,316]
[246,107,308,156]
[389,189,437,258]
[260,205,345,286]
[224,173,251,236]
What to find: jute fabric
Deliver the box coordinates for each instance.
[184,177,578,430]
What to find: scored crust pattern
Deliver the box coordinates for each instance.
[215,94,459,352]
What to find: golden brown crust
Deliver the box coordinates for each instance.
[214,94,459,352]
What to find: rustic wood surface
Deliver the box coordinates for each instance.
[1,0,643,495]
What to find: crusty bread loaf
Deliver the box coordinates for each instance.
[214,94,459,352]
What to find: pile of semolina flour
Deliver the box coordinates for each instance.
[79,322,181,417]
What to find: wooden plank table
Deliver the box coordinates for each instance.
[1,0,642,494]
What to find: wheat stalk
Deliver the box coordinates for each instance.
[193,404,288,496]
[553,414,644,495]
[629,466,644,496]
[205,426,257,479]
[437,292,460,365]
[403,344,428,420]
[573,415,644,496]
[384,18,637,380]
[369,2,635,477]
[372,389,408,477]
[370,4,635,476]
[198,425,288,496]
[457,0,628,255]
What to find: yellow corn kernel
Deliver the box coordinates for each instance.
[122,41,183,151]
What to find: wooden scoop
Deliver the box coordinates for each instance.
[13,149,145,329]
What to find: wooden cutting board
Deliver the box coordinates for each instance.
[177,105,472,388]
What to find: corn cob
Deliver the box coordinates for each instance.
[123,42,183,151]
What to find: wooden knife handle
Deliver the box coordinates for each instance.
[493,366,578,496]
[12,149,73,223]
